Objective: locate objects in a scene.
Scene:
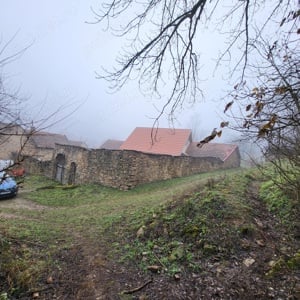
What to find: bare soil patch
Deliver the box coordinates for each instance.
[0,190,50,211]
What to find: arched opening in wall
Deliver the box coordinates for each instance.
[55,153,66,183]
[68,162,76,185]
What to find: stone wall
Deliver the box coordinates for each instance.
[99,150,223,189]
[53,144,90,184]
[23,156,53,177]
[23,144,240,190]
[47,144,239,190]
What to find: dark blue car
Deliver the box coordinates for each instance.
[0,172,18,199]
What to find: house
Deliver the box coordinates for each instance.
[100,139,123,150]
[186,142,240,168]
[119,127,192,156]
[23,132,87,160]
[0,123,26,160]
[101,127,240,167]
[0,123,86,161]
[22,132,69,160]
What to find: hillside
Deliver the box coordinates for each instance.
[0,168,299,299]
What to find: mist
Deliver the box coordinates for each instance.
[0,1,233,148]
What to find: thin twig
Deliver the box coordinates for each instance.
[153,251,167,269]
[121,279,153,295]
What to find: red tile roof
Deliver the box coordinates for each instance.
[186,142,238,161]
[120,127,192,156]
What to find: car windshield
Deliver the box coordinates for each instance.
[0,176,16,189]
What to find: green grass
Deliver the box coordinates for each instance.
[15,168,241,239]
[259,169,299,229]
[25,168,240,207]
[0,168,242,296]
[1,165,298,296]
[113,171,256,274]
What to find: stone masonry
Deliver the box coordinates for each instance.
[24,143,240,190]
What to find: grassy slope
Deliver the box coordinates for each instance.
[0,167,299,298]
[0,169,239,296]
[119,169,299,268]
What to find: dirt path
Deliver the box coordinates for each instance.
[0,197,49,211]
[0,191,113,299]
[0,189,49,211]
[0,190,52,222]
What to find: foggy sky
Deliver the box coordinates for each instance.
[0,1,231,148]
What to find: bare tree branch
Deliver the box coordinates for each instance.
[94,0,294,122]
